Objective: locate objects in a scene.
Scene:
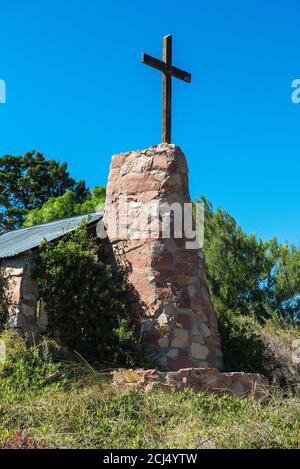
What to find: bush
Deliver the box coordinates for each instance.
[218,312,300,390]
[218,312,266,374]
[259,320,300,390]
[0,329,64,402]
[34,225,141,366]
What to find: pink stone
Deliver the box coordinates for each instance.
[144,332,160,347]
[176,313,191,329]
[175,250,197,264]
[171,328,189,348]
[180,174,188,192]
[167,351,194,371]
[140,191,160,203]
[152,270,175,285]
[176,273,195,286]
[121,173,161,193]
[6,276,22,304]
[151,155,171,171]
[125,243,152,269]
[155,250,174,270]
[128,272,156,306]
[158,336,169,348]
[22,277,37,296]
[111,153,126,169]
[161,174,180,191]
[178,293,191,309]
[178,152,188,174]
[156,287,174,304]
[106,181,120,196]
[174,238,186,248]
[108,168,120,181]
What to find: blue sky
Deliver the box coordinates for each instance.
[0,0,299,244]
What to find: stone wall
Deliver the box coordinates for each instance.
[110,367,268,400]
[104,144,224,371]
[3,254,47,337]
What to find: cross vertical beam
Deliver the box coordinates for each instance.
[142,35,191,144]
[162,35,172,144]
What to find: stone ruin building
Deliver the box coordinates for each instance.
[0,144,267,397]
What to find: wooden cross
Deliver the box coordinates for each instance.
[142,34,191,144]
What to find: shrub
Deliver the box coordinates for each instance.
[0,329,64,402]
[259,320,300,390]
[218,312,300,390]
[33,225,141,366]
[218,311,266,374]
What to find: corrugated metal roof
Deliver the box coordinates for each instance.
[0,211,104,259]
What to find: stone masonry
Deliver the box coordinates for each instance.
[110,367,268,400]
[104,144,224,370]
[3,255,47,337]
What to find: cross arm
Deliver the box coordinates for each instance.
[141,53,191,83]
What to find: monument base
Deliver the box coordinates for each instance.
[110,367,268,400]
[104,144,223,370]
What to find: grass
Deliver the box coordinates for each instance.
[0,329,299,449]
[1,379,300,448]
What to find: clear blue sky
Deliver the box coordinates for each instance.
[0,0,299,244]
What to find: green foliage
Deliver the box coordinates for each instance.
[198,195,300,321]
[23,186,106,227]
[0,329,64,403]
[274,243,300,319]
[259,319,300,389]
[0,266,8,328]
[218,311,300,389]
[198,195,300,382]
[218,312,265,374]
[33,225,140,366]
[0,151,87,232]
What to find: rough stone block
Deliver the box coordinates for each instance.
[110,368,268,400]
[191,343,209,360]
[171,329,189,348]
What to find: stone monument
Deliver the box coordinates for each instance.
[103,143,223,370]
